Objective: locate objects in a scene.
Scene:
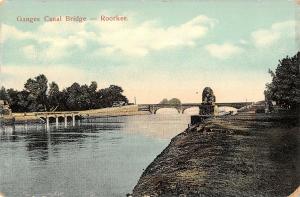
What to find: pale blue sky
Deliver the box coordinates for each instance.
[0,0,298,103]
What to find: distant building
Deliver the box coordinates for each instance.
[0,100,12,116]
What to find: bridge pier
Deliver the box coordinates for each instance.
[55,116,59,128]
[24,122,28,131]
[46,116,50,130]
[177,108,183,114]
[64,115,67,127]
[72,114,75,126]
[149,106,155,114]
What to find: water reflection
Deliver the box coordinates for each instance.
[26,132,50,161]
[0,114,189,197]
[124,114,190,139]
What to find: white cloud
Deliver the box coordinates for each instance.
[1,14,216,59]
[0,24,34,43]
[95,15,216,56]
[22,45,38,60]
[251,29,281,47]
[251,20,295,48]
[205,43,242,59]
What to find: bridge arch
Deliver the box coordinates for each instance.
[57,116,65,122]
[65,116,72,121]
[154,107,182,114]
[48,116,56,123]
[182,106,199,114]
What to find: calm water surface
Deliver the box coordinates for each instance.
[0,113,191,197]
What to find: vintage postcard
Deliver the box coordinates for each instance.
[0,0,299,196]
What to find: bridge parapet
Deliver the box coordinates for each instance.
[138,102,253,114]
[35,111,79,116]
[216,102,254,109]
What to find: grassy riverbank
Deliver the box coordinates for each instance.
[132,107,299,196]
[5,105,149,124]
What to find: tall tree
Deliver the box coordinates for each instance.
[89,81,98,109]
[17,90,30,112]
[65,82,81,110]
[5,88,29,112]
[78,84,91,110]
[48,82,60,111]
[24,74,48,111]
[0,87,9,101]
[6,88,20,112]
[98,85,128,108]
[265,52,300,110]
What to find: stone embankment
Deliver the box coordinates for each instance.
[132,105,299,197]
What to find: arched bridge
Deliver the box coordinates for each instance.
[138,102,253,114]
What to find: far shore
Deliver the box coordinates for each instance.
[2,105,150,124]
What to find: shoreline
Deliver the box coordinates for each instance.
[1,105,150,125]
[132,108,299,196]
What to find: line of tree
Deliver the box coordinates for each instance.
[264,51,300,110]
[0,74,128,112]
[159,98,181,105]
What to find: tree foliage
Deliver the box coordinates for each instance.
[0,74,128,112]
[265,52,300,110]
[159,98,169,105]
[24,74,48,112]
[0,87,9,101]
[159,98,181,105]
[48,82,60,111]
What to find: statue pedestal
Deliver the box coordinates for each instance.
[191,115,211,125]
[190,87,218,125]
[199,104,217,116]
[190,104,218,125]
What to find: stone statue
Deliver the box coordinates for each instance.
[191,87,217,125]
[200,87,217,116]
[202,87,216,104]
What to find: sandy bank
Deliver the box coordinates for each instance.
[79,105,149,118]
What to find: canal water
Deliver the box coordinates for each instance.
[0,111,193,197]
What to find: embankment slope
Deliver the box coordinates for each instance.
[133,111,299,196]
